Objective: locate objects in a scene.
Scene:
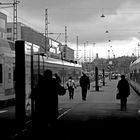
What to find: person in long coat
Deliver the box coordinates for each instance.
[117,74,130,111]
[79,73,90,101]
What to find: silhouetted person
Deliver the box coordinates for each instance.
[117,74,130,111]
[66,76,76,99]
[79,73,90,101]
[31,69,66,138]
[54,73,61,84]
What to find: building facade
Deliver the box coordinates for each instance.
[63,45,74,61]
[0,12,7,39]
[7,22,74,61]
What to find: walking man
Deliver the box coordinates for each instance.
[79,73,90,101]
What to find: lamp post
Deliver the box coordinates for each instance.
[108,60,113,80]
[138,43,140,57]
[100,8,105,18]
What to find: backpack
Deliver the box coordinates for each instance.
[67,80,74,88]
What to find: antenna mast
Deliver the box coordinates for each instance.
[65,26,67,47]
[76,36,79,60]
[45,9,49,53]
[0,0,20,41]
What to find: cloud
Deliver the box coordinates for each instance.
[1,0,140,58]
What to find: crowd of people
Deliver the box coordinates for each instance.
[30,68,130,138]
[30,69,90,138]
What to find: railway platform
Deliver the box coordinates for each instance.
[56,78,140,138]
[2,77,140,139]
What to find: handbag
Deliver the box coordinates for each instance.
[58,85,66,96]
[116,93,121,99]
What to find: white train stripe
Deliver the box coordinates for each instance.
[0,110,8,113]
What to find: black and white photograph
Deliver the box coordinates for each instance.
[0,0,140,139]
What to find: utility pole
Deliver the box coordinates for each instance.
[65,26,67,47]
[92,43,95,61]
[76,36,79,60]
[108,50,110,59]
[138,42,140,57]
[45,9,49,53]
[0,0,20,41]
[84,43,86,62]
[13,0,18,41]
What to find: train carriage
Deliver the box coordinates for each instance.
[0,39,15,103]
[129,57,140,95]
[0,38,82,106]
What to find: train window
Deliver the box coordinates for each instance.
[8,73,11,80]
[0,64,2,83]
[13,66,15,81]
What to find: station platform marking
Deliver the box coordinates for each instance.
[57,108,72,119]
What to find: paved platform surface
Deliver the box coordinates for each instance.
[9,78,140,139]
[56,78,140,139]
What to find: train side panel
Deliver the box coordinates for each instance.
[0,45,82,105]
[0,54,4,98]
[129,58,140,96]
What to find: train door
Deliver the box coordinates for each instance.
[0,54,4,101]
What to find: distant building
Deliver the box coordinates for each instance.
[0,12,7,39]
[63,45,74,61]
[7,22,45,51]
[7,22,61,58]
[6,22,74,61]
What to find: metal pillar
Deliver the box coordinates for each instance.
[102,69,105,86]
[45,9,49,53]
[76,36,79,60]
[13,0,18,41]
[65,26,67,47]
[95,66,99,91]
[84,43,86,62]
[15,40,25,127]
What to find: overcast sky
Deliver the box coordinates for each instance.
[1,0,140,59]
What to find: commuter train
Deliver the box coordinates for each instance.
[129,57,140,95]
[0,38,82,106]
